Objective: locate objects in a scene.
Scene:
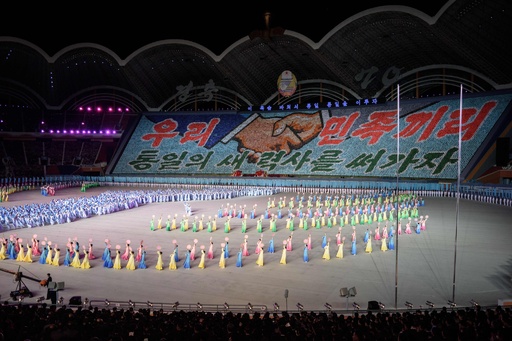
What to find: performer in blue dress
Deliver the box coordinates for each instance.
[103,248,113,268]
[388,235,395,250]
[303,241,309,263]
[236,248,243,267]
[138,250,147,269]
[267,237,275,254]
[351,239,357,255]
[183,249,191,269]
[363,229,370,243]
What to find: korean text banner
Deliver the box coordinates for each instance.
[112,93,512,179]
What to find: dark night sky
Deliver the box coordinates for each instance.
[1,1,448,58]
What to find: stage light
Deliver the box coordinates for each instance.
[273,303,280,311]
[426,301,434,308]
[197,302,203,310]
[378,302,386,310]
[129,300,135,307]
[105,299,110,306]
[447,300,456,308]
[352,302,360,310]
[57,297,64,305]
[147,301,153,307]
[172,301,179,309]
[224,302,230,310]
[296,303,304,311]
[247,303,253,311]
[324,303,332,311]
[470,299,479,308]
[37,296,45,303]
[405,301,413,309]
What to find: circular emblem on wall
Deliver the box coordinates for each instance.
[277,70,297,97]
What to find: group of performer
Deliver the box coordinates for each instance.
[0,190,429,270]
[0,186,279,230]
[40,185,55,196]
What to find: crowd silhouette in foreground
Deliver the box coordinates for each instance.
[0,302,511,340]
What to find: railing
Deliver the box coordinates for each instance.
[3,297,497,317]
[83,299,269,314]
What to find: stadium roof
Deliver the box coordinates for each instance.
[0,0,511,115]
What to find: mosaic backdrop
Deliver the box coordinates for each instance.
[112,93,512,179]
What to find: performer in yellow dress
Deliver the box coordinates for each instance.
[71,247,81,268]
[365,233,373,253]
[81,250,91,269]
[256,244,264,266]
[199,215,204,231]
[126,251,136,270]
[113,249,122,269]
[0,239,7,260]
[151,249,162,270]
[23,245,33,263]
[381,236,388,252]
[51,247,60,266]
[168,250,177,270]
[322,241,331,260]
[280,240,287,264]
[45,246,53,265]
[336,237,345,258]
[16,240,26,262]
[197,247,206,269]
[219,244,226,268]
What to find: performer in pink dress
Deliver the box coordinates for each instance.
[242,235,250,256]
[405,218,412,234]
[31,234,41,256]
[88,239,96,260]
[286,233,293,251]
[136,241,144,262]
[207,238,214,259]
[190,239,198,261]
[121,240,131,261]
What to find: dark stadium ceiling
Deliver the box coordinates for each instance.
[1,1,447,57]
[0,0,511,115]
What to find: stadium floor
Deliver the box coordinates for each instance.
[1,185,511,313]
